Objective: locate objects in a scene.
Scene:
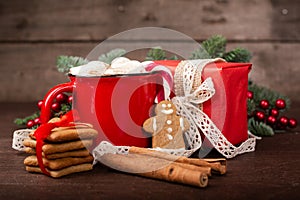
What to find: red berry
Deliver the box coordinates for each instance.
[255,111,265,121]
[26,120,35,129]
[279,116,289,126]
[55,93,67,103]
[51,102,61,112]
[34,118,41,125]
[37,100,43,110]
[275,99,286,109]
[259,100,270,109]
[68,96,73,104]
[288,118,297,128]
[247,91,253,99]
[267,116,276,125]
[269,108,279,117]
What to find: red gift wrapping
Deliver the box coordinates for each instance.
[154,60,251,145]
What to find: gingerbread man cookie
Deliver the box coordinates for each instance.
[143,100,190,149]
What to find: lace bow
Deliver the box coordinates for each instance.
[172,59,256,158]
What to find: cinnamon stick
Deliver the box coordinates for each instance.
[100,153,208,188]
[129,146,226,174]
[173,162,211,176]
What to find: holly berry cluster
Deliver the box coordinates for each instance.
[247,84,297,136]
[248,93,297,129]
[14,92,72,129]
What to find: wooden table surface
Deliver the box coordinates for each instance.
[0,103,299,200]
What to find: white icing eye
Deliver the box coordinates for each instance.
[167,103,172,108]
[166,120,172,125]
[162,104,167,108]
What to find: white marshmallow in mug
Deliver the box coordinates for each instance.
[70,57,147,77]
[70,61,109,76]
[110,57,131,67]
[105,57,146,75]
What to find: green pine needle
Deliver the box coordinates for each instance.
[98,48,126,64]
[169,55,179,60]
[189,47,211,59]
[145,47,167,61]
[56,56,89,74]
[248,118,274,136]
[190,35,226,59]
[247,99,256,116]
[203,35,226,58]
[145,47,178,61]
[14,112,40,126]
[189,35,252,63]
[223,48,252,63]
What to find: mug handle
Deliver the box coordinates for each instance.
[40,81,74,124]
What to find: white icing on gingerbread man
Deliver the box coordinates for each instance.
[143,100,190,149]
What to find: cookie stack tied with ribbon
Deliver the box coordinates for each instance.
[22,112,98,178]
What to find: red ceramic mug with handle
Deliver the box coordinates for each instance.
[40,71,163,148]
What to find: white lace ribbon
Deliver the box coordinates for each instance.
[172,59,256,158]
[12,129,32,151]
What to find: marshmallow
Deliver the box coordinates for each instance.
[110,57,131,68]
[70,61,109,76]
[104,57,146,75]
[70,57,147,77]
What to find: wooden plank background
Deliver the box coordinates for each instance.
[0,0,299,106]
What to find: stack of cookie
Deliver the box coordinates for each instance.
[22,122,98,178]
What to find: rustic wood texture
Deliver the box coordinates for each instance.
[0,0,299,41]
[0,0,299,104]
[1,103,299,199]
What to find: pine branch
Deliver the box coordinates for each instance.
[202,35,227,58]
[247,99,256,116]
[56,56,89,74]
[190,35,226,59]
[145,47,178,61]
[14,112,40,126]
[169,55,179,60]
[189,47,211,59]
[98,48,126,64]
[248,118,274,136]
[223,48,252,63]
[145,47,167,61]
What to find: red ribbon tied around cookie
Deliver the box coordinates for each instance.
[33,110,78,176]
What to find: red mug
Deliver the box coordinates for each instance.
[40,72,163,148]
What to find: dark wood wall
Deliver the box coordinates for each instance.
[0,0,299,106]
